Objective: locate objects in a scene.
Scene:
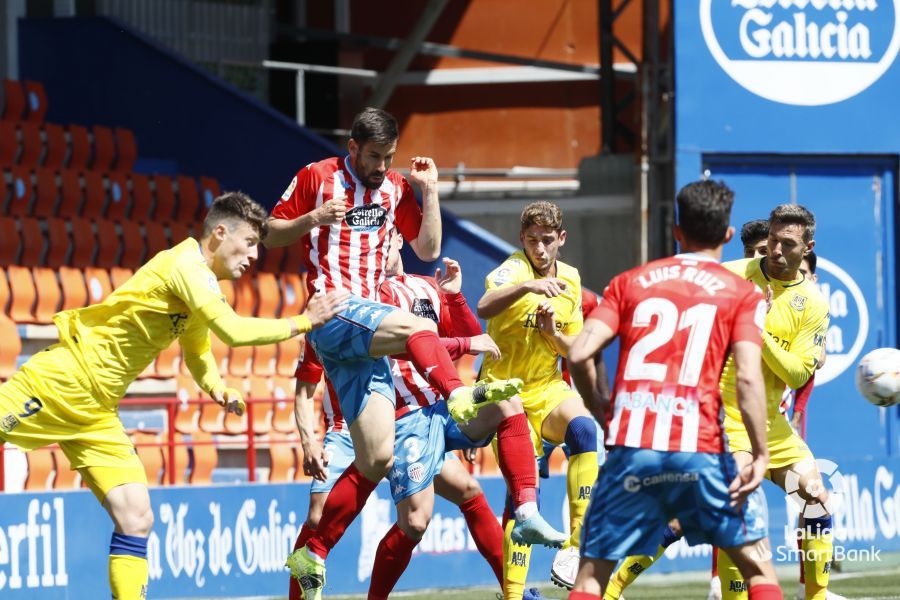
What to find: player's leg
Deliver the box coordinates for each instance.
[435,453,504,583]
[289,491,326,600]
[719,541,782,600]
[569,557,617,600]
[715,451,754,600]
[98,481,154,600]
[603,520,683,600]
[502,492,536,600]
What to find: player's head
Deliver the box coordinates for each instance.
[385,230,404,277]
[348,107,399,190]
[767,203,815,279]
[799,250,818,283]
[740,219,769,258]
[673,180,735,250]
[519,201,566,275]
[201,191,268,280]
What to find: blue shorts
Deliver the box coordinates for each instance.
[307,295,397,425]
[581,447,767,560]
[310,430,355,494]
[388,403,491,504]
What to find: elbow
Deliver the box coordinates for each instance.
[476,303,492,320]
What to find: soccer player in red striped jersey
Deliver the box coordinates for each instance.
[565,180,782,600]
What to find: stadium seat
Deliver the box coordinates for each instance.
[118,221,144,268]
[152,175,176,222]
[0,217,19,264]
[66,125,90,170]
[254,272,280,318]
[113,128,137,172]
[57,169,83,219]
[455,354,478,386]
[43,123,66,169]
[19,122,42,167]
[271,378,297,434]
[165,433,190,485]
[91,126,115,171]
[81,170,106,219]
[276,338,302,378]
[51,447,80,489]
[33,167,58,218]
[23,81,47,123]
[187,431,217,485]
[132,431,164,486]
[2,79,25,121]
[84,266,112,303]
[0,314,21,380]
[70,219,97,268]
[247,378,274,435]
[154,339,181,378]
[259,244,284,273]
[198,176,220,209]
[144,221,168,259]
[95,220,121,269]
[198,399,224,434]
[7,265,36,322]
[478,447,501,476]
[24,446,55,490]
[32,267,61,323]
[7,166,33,217]
[45,218,70,268]
[58,266,88,311]
[110,266,133,290]
[252,343,277,377]
[0,121,16,166]
[129,173,153,222]
[0,268,9,316]
[280,272,307,317]
[221,376,248,434]
[105,172,131,221]
[174,175,200,222]
[268,433,296,482]
[18,218,43,267]
[218,279,235,306]
[168,221,191,245]
[282,245,304,275]
[174,397,200,435]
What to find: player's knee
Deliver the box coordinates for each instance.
[403,510,432,540]
[358,453,393,480]
[120,506,154,537]
[499,396,524,415]
[461,478,483,502]
[565,416,598,455]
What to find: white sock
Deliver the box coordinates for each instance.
[514,501,538,522]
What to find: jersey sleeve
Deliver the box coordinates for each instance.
[394,177,423,241]
[731,284,766,346]
[485,256,528,291]
[295,344,324,383]
[168,256,231,323]
[270,165,319,221]
[588,275,624,333]
[763,293,829,389]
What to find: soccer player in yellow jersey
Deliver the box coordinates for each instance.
[478,201,599,598]
[0,192,347,600]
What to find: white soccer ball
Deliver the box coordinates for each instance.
[855,347,900,407]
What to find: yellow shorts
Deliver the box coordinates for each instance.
[519,379,580,457]
[0,345,146,501]
[724,412,814,472]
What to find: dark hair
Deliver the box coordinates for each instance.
[675,180,734,246]
[350,107,399,147]
[803,250,817,274]
[202,191,268,239]
[769,204,816,243]
[520,201,563,232]
[740,219,769,248]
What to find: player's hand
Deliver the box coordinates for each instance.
[408,156,438,187]
[462,448,478,464]
[791,409,804,432]
[526,278,567,298]
[304,290,351,329]
[728,455,767,507]
[535,301,559,337]
[435,257,462,294]
[211,387,246,416]
[764,284,773,313]
[469,333,501,360]
[302,443,329,482]
[313,195,348,227]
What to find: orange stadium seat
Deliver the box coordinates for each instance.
[19,122,42,167]
[2,79,25,121]
[110,266,133,290]
[187,431,218,485]
[259,244,284,273]
[7,166,33,217]
[57,169,83,219]
[174,397,200,435]
[32,267,61,323]
[32,167,58,218]
[222,377,248,435]
[276,337,302,378]
[45,218,70,268]
[271,377,297,434]
[255,272,280,318]
[66,125,90,170]
[18,218,43,267]
[198,399,224,434]
[132,431,164,486]
[218,279,235,306]
[168,221,191,245]
[81,170,106,219]
[174,175,199,222]
[268,433,296,482]
[455,354,478,386]
[113,127,137,172]
[144,221,168,259]
[95,220,121,270]
[152,175,176,222]
[24,447,55,490]
[247,377,274,435]
[91,125,115,171]
[155,339,181,378]
[70,219,97,268]
[119,221,144,268]
[280,272,307,317]
[59,266,87,311]
[478,446,501,476]
[43,123,66,169]
[129,173,153,222]
[282,245,304,274]
[198,176,220,209]
[105,172,131,221]
[51,446,80,489]
[0,121,17,165]
[0,315,21,380]
[253,343,277,378]
[0,217,19,264]
[84,266,112,303]
[23,81,47,123]
[165,433,190,485]
[0,270,9,319]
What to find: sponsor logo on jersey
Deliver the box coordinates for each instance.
[411,298,438,323]
[491,267,513,287]
[0,413,20,432]
[345,205,387,232]
[700,0,900,105]
[790,293,807,311]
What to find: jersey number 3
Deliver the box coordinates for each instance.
[623,298,717,387]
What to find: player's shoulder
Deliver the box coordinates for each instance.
[556,259,581,284]
[721,257,759,278]
[488,251,530,279]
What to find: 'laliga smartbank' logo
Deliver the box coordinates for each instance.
[815,257,868,385]
[700,0,900,105]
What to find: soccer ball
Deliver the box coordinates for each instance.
[855,347,900,407]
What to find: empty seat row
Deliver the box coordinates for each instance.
[1,167,219,221]
[0,120,136,172]
[2,79,46,123]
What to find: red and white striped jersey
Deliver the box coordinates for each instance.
[589,254,765,453]
[271,156,423,300]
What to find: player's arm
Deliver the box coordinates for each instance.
[730,339,769,505]
[762,304,829,389]
[434,258,483,337]
[294,350,328,481]
[180,323,244,415]
[265,199,346,248]
[406,157,441,262]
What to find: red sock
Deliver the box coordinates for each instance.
[569,592,601,600]
[405,330,464,398]
[306,464,377,559]
[367,524,419,600]
[496,413,537,507]
[711,546,718,577]
[460,494,504,583]
[289,524,316,600]
[749,583,783,600]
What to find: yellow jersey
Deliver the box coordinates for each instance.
[53,238,231,409]
[720,258,829,422]
[480,251,583,392]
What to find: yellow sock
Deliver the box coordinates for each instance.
[603,546,664,600]
[803,531,833,599]
[109,554,148,599]
[717,548,748,600]
[566,451,598,548]
[503,518,533,600]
